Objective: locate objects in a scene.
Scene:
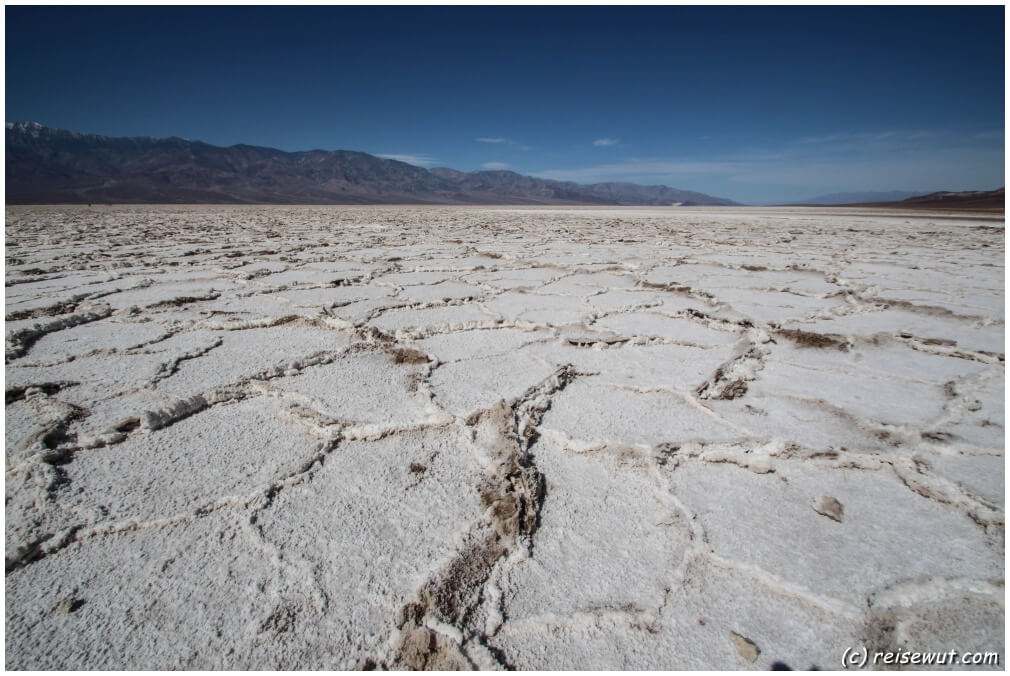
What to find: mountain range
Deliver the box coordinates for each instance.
[5,122,738,206]
[785,190,925,205]
[881,188,1004,210]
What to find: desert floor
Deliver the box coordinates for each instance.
[5,205,1004,669]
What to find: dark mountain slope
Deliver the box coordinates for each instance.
[6,122,738,206]
[836,188,1005,211]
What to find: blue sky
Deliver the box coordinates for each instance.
[6,6,1004,203]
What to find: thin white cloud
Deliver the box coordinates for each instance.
[724,147,1003,189]
[593,138,619,147]
[792,130,940,146]
[535,159,745,183]
[794,131,892,145]
[376,153,438,167]
[534,143,1003,195]
[475,137,530,151]
[481,161,510,170]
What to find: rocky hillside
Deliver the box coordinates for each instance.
[6,122,738,206]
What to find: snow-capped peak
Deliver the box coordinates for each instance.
[6,121,46,137]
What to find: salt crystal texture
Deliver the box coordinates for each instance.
[4,205,1004,669]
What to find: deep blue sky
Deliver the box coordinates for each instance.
[6,6,1005,203]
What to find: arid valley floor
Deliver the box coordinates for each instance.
[4,205,1005,669]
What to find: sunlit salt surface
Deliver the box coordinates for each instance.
[5,205,1004,669]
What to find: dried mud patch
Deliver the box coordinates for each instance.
[775,328,849,350]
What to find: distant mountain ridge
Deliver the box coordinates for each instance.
[789,188,1004,211]
[895,188,1004,210]
[5,122,738,206]
[787,190,924,205]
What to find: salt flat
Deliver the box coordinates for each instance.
[4,205,1004,669]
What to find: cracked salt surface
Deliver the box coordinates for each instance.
[4,204,1004,669]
